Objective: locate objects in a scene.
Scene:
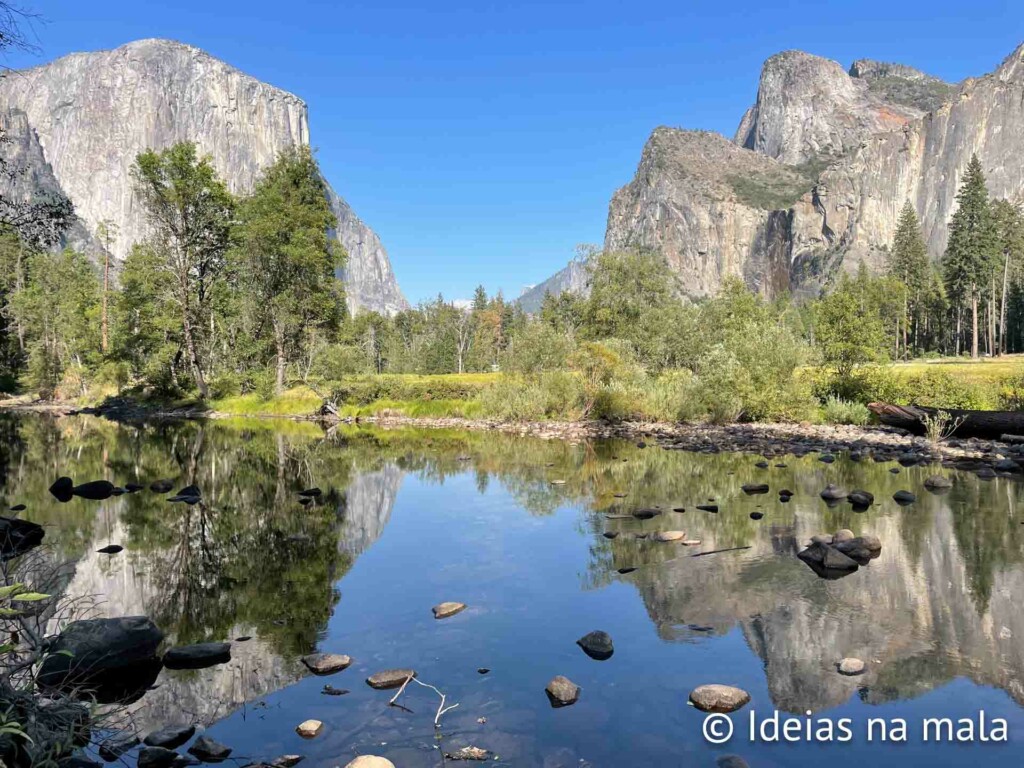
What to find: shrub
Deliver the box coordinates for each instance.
[503,323,575,374]
[822,396,871,425]
[478,372,584,422]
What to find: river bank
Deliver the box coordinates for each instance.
[3,396,1022,476]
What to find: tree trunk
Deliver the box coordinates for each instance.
[1001,255,1010,355]
[971,289,979,359]
[181,304,208,398]
[101,251,109,354]
[274,320,286,397]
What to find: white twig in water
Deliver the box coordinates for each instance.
[388,674,460,727]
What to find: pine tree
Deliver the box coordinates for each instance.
[888,200,930,357]
[942,155,997,358]
[991,199,1024,354]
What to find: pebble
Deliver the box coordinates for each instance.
[653,530,686,542]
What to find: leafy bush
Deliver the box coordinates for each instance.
[502,323,574,374]
[824,365,997,410]
[821,396,871,425]
[478,372,584,421]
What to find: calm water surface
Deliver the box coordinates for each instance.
[5,413,1024,767]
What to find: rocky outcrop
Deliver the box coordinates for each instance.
[516,255,592,312]
[589,44,1024,301]
[0,38,406,314]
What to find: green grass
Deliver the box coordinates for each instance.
[890,356,1024,383]
[210,386,323,416]
[334,398,484,419]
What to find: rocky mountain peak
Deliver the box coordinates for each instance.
[0,38,407,315]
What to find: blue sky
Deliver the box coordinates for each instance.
[8,1,1024,304]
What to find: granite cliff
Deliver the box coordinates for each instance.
[0,38,407,315]
[535,43,1024,304]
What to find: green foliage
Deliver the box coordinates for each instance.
[726,165,815,210]
[865,75,954,112]
[821,396,871,425]
[503,322,575,374]
[812,266,896,377]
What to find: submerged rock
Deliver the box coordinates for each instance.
[632,508,661,520]
[444,746,490,761]
[576,630,614,660]
[432,601,467,619]
[545,675,580,707]
[137,747,179,768]
[819,484,849,502]
[187,735,232,762]
[149,479,175,493]
[167,484,202,504]
[653,531,686,542]
[847,490,874,508]
[301,653,352,675]
[49,476,74,502]
[344,758,395,768]
[71,480,115,500]
[98,733,140,761]
[749,512,764,521]
[366,669,416,689]
[144,725,195,750]
[125,482,145,493]
[163,642,231,670]
[8,503,25,512]
[0,516,45,560]
[838,658,866,676]
[689,684,750,713]
[38,616,163,689]
[924,475,953,491]
[893,490,916,505]
[741,483,769,495]
[696,504,719,513]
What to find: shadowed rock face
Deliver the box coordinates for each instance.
[0,38,406,315]
[517,256,592,313]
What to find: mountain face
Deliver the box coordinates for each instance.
[516,256,592,313]
[0,38,407,315]
[537,44,1024,303]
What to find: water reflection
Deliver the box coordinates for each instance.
[3,414,1024,765]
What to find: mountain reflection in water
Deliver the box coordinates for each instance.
[2,413,1024,767]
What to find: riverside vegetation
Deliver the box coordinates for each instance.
[3,141,1024,426]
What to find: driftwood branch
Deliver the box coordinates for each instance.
[388,674,460,727]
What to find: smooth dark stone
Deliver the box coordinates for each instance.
[602,531,618,539]
[97,544,124,555]
[137,747,179,768]
[847,490,874,507]
[144,725,195,750]
[72,480,116,500]
[187,735,232,762]
[38,616,163,690]
[99,733,141,761]
[49,476,74,502]
[321,685,349,696]
[741,484,769,495]
[818,455,835,464]
[617,567,637,575]
[0,516,45,560]
[893,490,916,505]
[696,504,718,513]
[749,512,764,520]
[125,483,145,493]
[8,503,25,512]
[299,487,322,497]
[149,479,175,493]
[163,642,231,670]
[167,484,201,504]
[631,508,661,519]
[576,630,614,661]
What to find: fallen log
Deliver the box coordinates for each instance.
[868,402,1024,441]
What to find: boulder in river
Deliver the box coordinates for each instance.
[163,642,231,670]
[137,747,179,768]
[143,725,195,750]
[741,483,769,495]
[432,601,467,619]
[847,490,874,508]
[302,653,352,675]
[632,508,661,520]
[545,675,580,707]
[689,684,750,713]
[893,490,916,505]
[819,484,849,502]
[366,669,416,689]
[576,630,614,660]
[49,476,74,502]
[98,733,140,761]
[187,735,232,762]
[97,544,123,555]
[38,616,164,689]
[838,658,866,676]
[749,512,764,521]
[344,758,395,768]
[71,480,115,501]
[295,720,322,738]
[445,747,490,761]
[167,484,202,504]
[125,483,145,493]
[653,531,686,542]
[0,516,44,560]
[924,475,953,491]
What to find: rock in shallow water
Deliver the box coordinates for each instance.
[847,490,874,507]
[689,684,751,713]
[38,616,163,688]
[98,733,139,761]
[188,735,232,762]
[163,642,231,670]
[301,653,351,675]
[545,675,580,707]
[0,516,44,560]
[144,724,195,750]
[432,601,467,619]
[576,630,614,660]
[137,747,179,768]
[72,480,116,500]
[893,490,916,505]
[653,530,686,542]
[924,475,953,490]
[838,657,866,676]
[344,758,395,768]
[49,476,74,502]
[295,720,322,738]
[819,484,849,502]
[366,669,416,689]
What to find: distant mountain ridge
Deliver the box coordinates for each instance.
[0,38,408,315]
[532,44,1024,304]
